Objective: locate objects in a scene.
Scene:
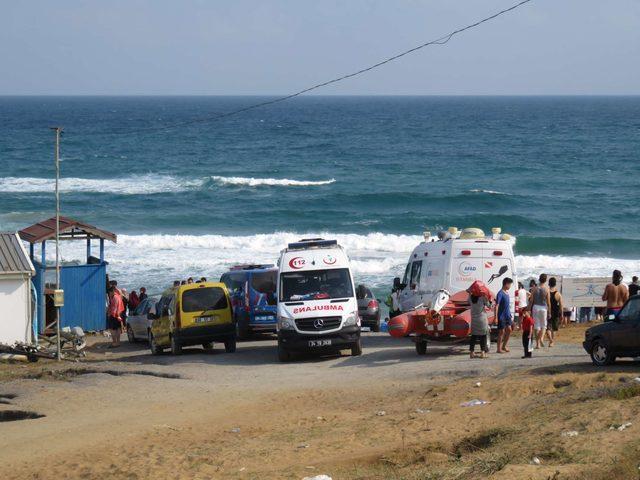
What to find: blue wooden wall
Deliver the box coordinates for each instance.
[33,263,107,332]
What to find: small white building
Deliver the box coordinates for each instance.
[0,232,36,345]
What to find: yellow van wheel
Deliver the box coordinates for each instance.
[202,342,214,351]
[149,332,163,355]
[224,337,236,353]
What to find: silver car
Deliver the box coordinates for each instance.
[126,297,157,343]
[356,285,381,332]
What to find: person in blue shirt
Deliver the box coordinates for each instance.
[495,277,514,353]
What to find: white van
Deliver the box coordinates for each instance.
[399,227,518,316]
[276,238,362,361]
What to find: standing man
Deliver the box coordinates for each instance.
[629,276,639,297]
[530,274,551,349]
[495,277,514,353]
[602,270,629,319]
[107,287,124,348]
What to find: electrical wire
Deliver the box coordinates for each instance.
[81,0,534,137]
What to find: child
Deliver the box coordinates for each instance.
[521,310,534,358]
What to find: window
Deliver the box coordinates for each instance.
[280,268,353,302]
[134,298,151,316]
[618,298,640,324]
[410,261,423,286]
[251,271,277,294]
[356,285,373,300]
[221,273,245,293]
[181,287,228,313]
[402,263,411,285]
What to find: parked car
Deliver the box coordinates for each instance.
[583,294,640,366]
[356,284,381,332]
[220,264,277,340]
[148,282,236,355]
[126,296,157,343]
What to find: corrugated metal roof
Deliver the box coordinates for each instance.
[0,232,35,275]
[19,216,117,244]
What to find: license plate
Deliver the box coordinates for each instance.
[254,315,275,322]
[361,327,371,332]
[308,339,332,347]
[195,315,215,324]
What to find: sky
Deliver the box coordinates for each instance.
[1,0,639,95]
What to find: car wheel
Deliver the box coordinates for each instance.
[591,339,615,366]
[149,331,162,355]
[351,339,363,356]
[277,342,291,362]
[224,337,236,353]
[127,325,136,343]
[415,338,427,355]
[170,335,182,355]
[202,342,214,351]
[372,319,381,333]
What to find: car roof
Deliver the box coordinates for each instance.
[225,265,277,274]
[162,282,228,296]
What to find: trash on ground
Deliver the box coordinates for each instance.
[297,443,310,449]
[415,408,430,414]
[376,410,386,416]
[302,476,332,480]
[460,399,490,407]
[562,430,579,437]
[610,422,632,431]
[633,377,640,383]
[230,427,241,433]
[475,382,482,387]
[531,457,541,465]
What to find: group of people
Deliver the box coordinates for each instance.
[173,277,207,287]
[469,269,635,360]
[105,277,148,348]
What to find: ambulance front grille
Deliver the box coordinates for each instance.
[295,316,342,332]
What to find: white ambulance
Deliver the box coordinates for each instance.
[399,227,518,315]
[276,238,361,362]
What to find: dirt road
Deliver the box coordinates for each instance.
[1,331,639,479]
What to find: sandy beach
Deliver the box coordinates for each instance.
[1,324,639,480]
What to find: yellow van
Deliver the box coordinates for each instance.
[148,282,236,355]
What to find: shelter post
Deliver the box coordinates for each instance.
[86,238,91,262]
[100,239,104,262]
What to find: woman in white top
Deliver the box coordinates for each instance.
[515,282,528,329]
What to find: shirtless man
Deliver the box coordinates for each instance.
[602,269,629,319]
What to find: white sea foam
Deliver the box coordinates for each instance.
[469,189,511,196]
[35,232,640,296]
[0,175,335,194]
[210,176,335,187]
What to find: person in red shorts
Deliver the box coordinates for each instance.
[521,310,534,358]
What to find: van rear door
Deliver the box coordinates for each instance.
[482,248,515,301]
[450,246,483,294]
[180,285,231,328]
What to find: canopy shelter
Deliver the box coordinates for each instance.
[19,217,117,333]
[0,232,36,344]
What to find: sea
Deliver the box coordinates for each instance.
[1,96,639,299]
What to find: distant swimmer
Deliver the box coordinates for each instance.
[602,269,629,319]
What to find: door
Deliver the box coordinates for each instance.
[610,298,640,354]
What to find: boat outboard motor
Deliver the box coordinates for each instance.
[430,289,450,314]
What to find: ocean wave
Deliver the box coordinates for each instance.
[0,175,335,194]
[0,175,199,195]
[35,231,640,295]
[209,176,335,187]
[469,189,511,196]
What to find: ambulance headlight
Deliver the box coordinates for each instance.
[277,315,295,330]
[343,312,359,327]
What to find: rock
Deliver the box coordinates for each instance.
[562,430,579,437]
[302,476,332,480]
[376,410,386,416]
[297,443,310,449]
[531,457,541,465]
[475,382,482,387]
[230,427,241,433]
[415,408,430,414]
[460,399,490,407]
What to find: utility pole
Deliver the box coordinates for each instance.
[51,126,63,361]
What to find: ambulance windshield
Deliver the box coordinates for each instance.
[280,268,353,302]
